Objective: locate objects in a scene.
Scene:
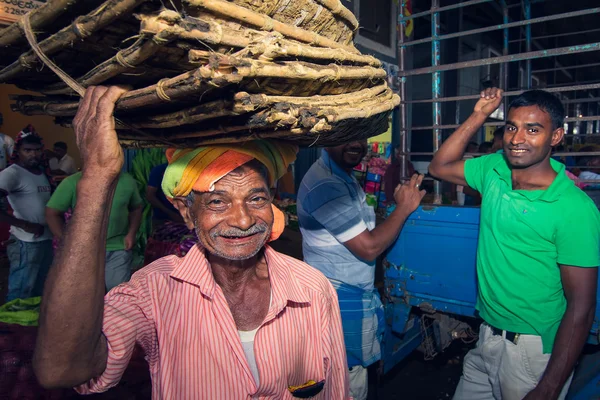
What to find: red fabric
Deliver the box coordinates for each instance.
[0,323,70,399]
[143,237,182,266]
[0,322,150,399]
[0,202,13,250]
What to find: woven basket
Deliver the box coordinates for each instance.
[0,0,400,147]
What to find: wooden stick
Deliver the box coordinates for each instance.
[321,94,401,123]
[41,30,176,95]
[20,13,85,96]
[0,0,79,48]
[190,35,381,66]
[139,10,260,49]
[232,58,386,81]
[0,0,148,83]
[233,85,390,112]
[303,95,399,135]
[118,139,168,148]
[184,0,359,53]
[11,53,386,116]
[127,99,237,128]
[313,0,359,32]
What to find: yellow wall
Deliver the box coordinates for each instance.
[0,84,81,168]
[368,117,392,143]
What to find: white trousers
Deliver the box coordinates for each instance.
[453,323,573,400]
[349,365,368,400]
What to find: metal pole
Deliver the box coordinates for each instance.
[546,79,600,88]
[400,42,600,77]
[455,6,464,127]
[596,103,600,133]
[524,0,532,89]
[402,83,600,104]
[574,103,581,145]
[402,150,600,156]
[400,115,600,131]
[563,97,600,104]
[432,0,442,204]
[588,102,594,135]
[400,7,600,48]
[510,28,600,43]
[502,0,509,120]
[398,0,493,22]
[533,62,600,74]
[399,1,408,180]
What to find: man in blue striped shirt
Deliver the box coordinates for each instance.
[297,140,424,400]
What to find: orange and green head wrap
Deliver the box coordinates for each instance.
[161,140,298,241]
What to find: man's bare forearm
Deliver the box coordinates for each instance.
[34,176,118,388]
[429,111,487,177]
[45,209,65,239]
[147,193,170,215]
[535,305,594,399]
[127,205,143,237]
[368,207,411,256]
[0,208,30,230]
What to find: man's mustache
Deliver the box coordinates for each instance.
[212,223,268,239]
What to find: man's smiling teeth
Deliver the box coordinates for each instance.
[511,149,527,153]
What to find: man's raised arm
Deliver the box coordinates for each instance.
[33,86,128,388]
[428,87,503,186]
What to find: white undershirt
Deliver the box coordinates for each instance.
[238,327,260,385]
[237,292,271,386]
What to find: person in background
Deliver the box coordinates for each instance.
[146,162,183,225]
[459,143,481,206]
[478,141,493,154]
[0,113,15,171]
[384,145,416,205]
[33,86,349,398]
[298,140,424,400]
[45,170,143,291]
[552,144,577,170]
[0,126,53,301]
[47,141,77,176]
[0,114,16,245]
[576,145,600,183]
[430,87,599,400]
[491,126,504,153]
[466,142,479,154]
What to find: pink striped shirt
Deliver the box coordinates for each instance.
[76,245,349,399]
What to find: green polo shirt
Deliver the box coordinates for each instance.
[465,154,600,353]
[47,172,143,251]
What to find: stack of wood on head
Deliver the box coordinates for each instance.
[0,0,400,148]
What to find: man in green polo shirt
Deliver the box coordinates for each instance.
[45,171,143,291]
[430,87,600,400]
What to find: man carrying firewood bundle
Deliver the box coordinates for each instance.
[33,86,350,399]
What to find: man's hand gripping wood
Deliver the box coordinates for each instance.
[33,86,128,389]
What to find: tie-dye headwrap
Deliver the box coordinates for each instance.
[162,140,298,242]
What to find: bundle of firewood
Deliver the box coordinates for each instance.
[0,0,400,147]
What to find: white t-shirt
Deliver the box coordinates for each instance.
[579,171,600,182]
[49,154,77,175]
[0,133,15,170]
[238,327,260,385]
[0,164,52,242]
[237,293,272,386]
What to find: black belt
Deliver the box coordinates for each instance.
[490,325,520,344]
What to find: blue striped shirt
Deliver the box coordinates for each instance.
[297,150,377,290]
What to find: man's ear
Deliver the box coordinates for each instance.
[172,197,195,230]
[551,127,565,147]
